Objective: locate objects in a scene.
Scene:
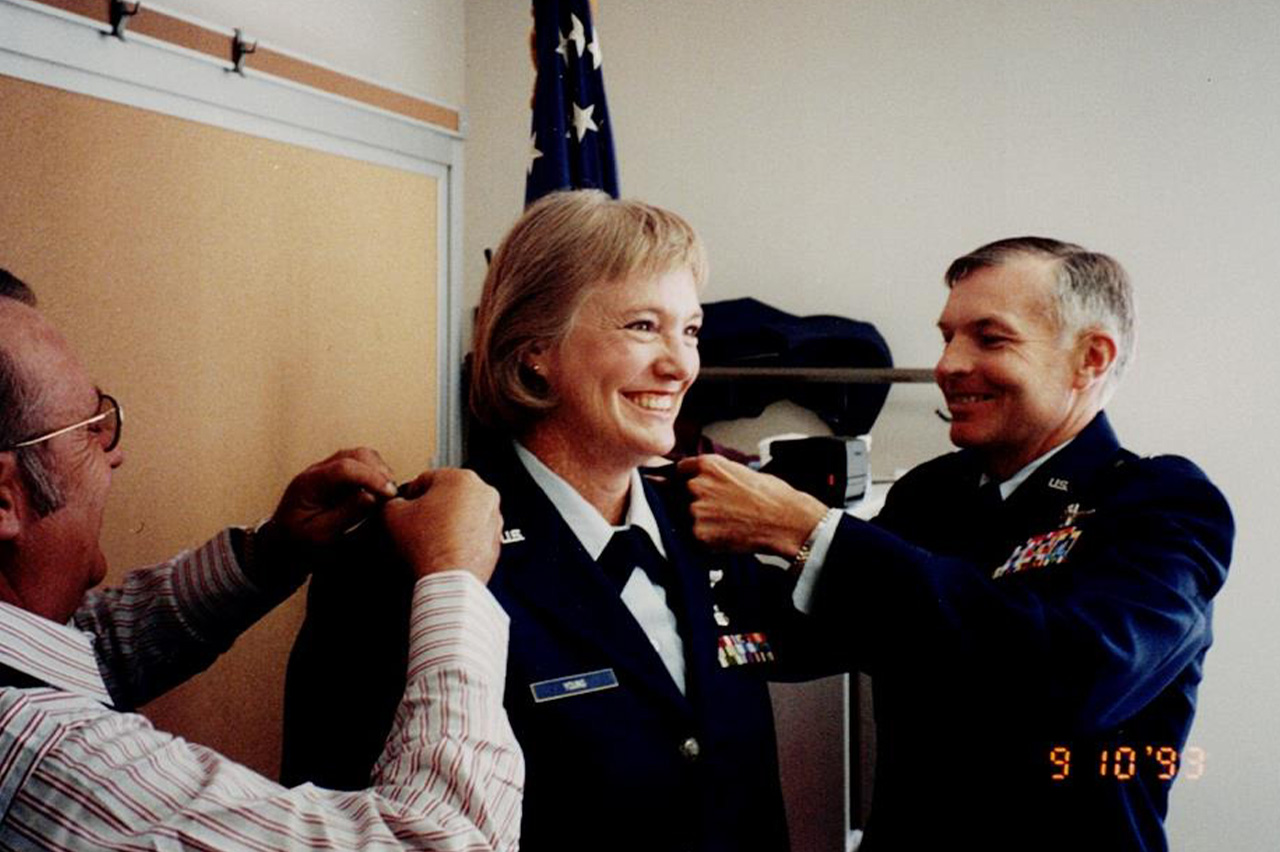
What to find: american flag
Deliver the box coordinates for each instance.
[525,0,619,205]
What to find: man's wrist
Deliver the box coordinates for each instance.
[790,507,844,573]
[238,519,310,594]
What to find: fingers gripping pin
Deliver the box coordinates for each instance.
[343,481,416,535]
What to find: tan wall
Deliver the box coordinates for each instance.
[1,74,440,778]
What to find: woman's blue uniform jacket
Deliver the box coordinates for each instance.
[283,443,828,852]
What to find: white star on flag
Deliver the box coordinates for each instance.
[587,27,603,69]
[572,102,597,141]
[528,132,543,175]
[526,0,618,203]
[566,13,586,57]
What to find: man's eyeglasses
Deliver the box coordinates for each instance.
[4,393,123,453]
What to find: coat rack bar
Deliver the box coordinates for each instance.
[697,367,934,384]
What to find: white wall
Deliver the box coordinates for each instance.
[465,2,1280,849]
[152,0,465,107]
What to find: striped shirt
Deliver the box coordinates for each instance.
[0,531,523,850]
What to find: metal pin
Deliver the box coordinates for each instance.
[342,482,412,536]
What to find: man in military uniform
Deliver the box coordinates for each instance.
[677,237,1233,851]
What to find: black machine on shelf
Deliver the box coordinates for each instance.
[761,434,869,507]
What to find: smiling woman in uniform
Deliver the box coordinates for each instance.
[284,190,823,852]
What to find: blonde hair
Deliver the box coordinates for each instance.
[470,190,708,434]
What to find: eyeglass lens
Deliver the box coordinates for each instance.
[96,394,122,452]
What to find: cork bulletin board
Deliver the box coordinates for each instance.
[0,68,442,778]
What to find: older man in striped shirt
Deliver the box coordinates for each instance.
[0,276,522,850]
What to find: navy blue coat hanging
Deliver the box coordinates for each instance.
[681,297,894,437]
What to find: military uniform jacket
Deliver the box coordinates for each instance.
[284,445,824,852]
[810,413,1233,851]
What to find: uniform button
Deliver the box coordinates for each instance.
[679,736,701,761]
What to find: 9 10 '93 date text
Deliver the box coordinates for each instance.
[1050,746,1207,782]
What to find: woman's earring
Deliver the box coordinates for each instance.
[522,360,548,392]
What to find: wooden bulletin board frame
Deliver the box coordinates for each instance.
[0,0,466,777]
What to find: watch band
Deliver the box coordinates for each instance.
[789,507,843,573]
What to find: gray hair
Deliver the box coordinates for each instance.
[944,236,1135,391]
[0,276,65,516]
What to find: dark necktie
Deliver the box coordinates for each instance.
[597,527,667,592]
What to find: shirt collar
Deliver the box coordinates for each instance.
[514,441,666,561]
[0,601,112,704]
[981,437,1074,500]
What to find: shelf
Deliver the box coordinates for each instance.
[697,367,933,384]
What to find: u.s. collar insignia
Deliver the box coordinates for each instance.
[501,528,525,544]
[993,526,1082,579]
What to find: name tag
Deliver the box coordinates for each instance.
[530,668,619,703]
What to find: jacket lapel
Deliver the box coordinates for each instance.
[642,475,723,707]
